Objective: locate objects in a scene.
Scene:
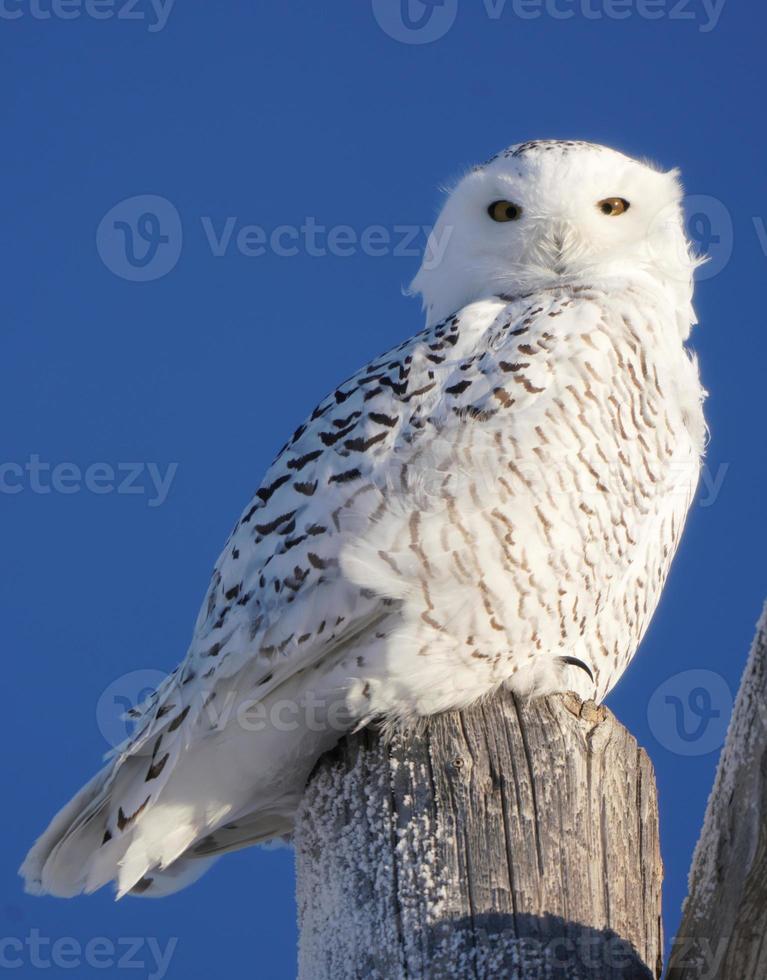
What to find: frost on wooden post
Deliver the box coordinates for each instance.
[295,690,662,980]
[667,603,767,980]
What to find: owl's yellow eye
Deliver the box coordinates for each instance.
[598,197,630,216]
[488,200,522,222]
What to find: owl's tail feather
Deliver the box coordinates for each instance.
[119,807,295,898]
[20,651,231,899]
[20,763,218,900]
[20,763,114,898]
[21,654,352,899]
[20,700,327,898]
[20,682,207,898]
[19,753,292,899]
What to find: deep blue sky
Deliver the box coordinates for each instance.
[2,2,766,977]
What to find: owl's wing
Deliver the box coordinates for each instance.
[21,307,466,897]
[23,290,611,898]
[103,306,493,763]
[114,290,590,759]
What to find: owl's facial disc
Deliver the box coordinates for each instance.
[411,140,696,327]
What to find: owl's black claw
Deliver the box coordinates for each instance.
[557,656,594,683]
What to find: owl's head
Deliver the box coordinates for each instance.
[411,140,699,331]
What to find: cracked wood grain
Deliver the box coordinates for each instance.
[667,605,767,980]
[295,689,662,980]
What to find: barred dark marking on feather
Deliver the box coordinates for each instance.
[328,468,361,484]
[117,797,151,831]
[146,753,170,781]
[131,877,154,894]
[167,706,190,732]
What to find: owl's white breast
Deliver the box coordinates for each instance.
[338,282,705,721]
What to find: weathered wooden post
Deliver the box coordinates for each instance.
[667,605,767,980]
[295,691,663,980]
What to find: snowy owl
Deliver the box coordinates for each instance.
[22,139,706,899]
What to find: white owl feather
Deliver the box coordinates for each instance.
[21,140,706,899]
